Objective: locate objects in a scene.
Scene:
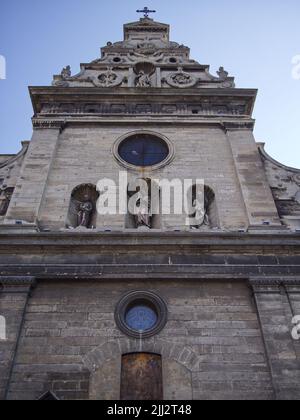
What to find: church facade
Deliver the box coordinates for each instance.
[0,15,300,400]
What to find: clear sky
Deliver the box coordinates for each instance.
[0,0,299,168]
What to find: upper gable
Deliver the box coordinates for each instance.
[51,17,236,90]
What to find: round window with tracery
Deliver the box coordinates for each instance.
[115,291,168,338]
[125,304,158,332]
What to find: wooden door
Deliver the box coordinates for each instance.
[121,353,163,401]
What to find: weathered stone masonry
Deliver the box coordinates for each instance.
[0,16,300,400]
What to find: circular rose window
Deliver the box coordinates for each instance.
[115,133,173,169]
[115,291,168,338]
[125,304,158,332]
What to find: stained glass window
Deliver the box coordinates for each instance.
[118,134,169,167]
[125,305,158,332]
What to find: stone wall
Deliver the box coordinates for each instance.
[0,278,35,400]
[3,279,276,400]
[36,124,250,231]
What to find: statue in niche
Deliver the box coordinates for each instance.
[77,195,94,228]
[136,71,152,87]
[0,188,14,216]
[190,186,216,229]
[135,195,152,229]
[128,180,152,229]
[191,194,210,228]
[67,184,99,230]
[61,65,71,79]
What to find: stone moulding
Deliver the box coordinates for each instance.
[29,86,257,115]
[0,276,36,293]
[223,121,256,132]
[32,118,66,132]
[249,277,300,292]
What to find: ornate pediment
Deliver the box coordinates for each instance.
[51,18,235,90]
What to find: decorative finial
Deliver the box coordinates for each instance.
[136,6,156,18]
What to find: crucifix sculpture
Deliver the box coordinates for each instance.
[136,7,156,18]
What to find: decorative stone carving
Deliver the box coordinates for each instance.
[217,67,229,81]
[32,119,66,132]
[127,51,164,63]
[35,100,249,117]
[136,42,156,54]
[134,62,155,87]
[61,65,71,79]
[52,80,69,87]
[190,186,217,229]
[136,71,152,87]
[128,179,152,229]
[93,67,123,88]
[166,68,197,88]
[293,174,300,186]
[0,187,14,216]
[77,197,94,228]
[67,184,99,230]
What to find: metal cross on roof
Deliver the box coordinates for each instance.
[136,7,156,18]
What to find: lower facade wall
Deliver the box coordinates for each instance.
[1,280,279,400]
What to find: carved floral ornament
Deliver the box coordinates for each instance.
[166,67,198,88]
[92,67,123,88]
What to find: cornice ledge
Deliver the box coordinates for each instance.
[249,276,300,289]
[32,118,66,133]
[0,276,36,293]
[222,120,255,132]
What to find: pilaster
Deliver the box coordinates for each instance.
[0,276,36,400]
[249,277,300,400]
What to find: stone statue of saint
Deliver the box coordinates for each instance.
[77,196,93,228]
[217,67,229,80]
[136,71,152,88]
[0,188,13,216]
[134,184,152,229]
[191,193,210,229]
[61,65,71,79]
[135,197,152,229]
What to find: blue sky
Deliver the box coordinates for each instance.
[0,0,299,168]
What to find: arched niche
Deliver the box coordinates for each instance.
[189,184,219,229]
[126,178,161,230]
[66,184,99,229]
